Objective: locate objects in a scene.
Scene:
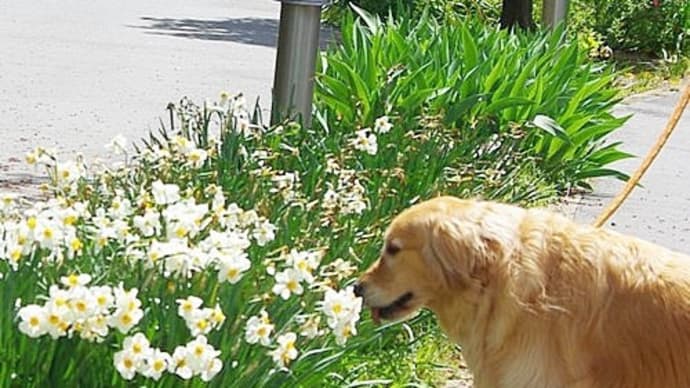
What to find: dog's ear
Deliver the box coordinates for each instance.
[427,218,496,289]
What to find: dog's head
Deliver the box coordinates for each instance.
[355,196,516,324]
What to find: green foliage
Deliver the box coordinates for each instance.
[570,0,690,56]
[315,7,631,193]
[323,0,501,25]
[1,80,554,386]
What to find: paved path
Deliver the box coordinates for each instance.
[568,84,690,255]
[1,0,688,255]
[0,0,280,191]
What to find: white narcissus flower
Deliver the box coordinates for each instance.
[374,115,393,133]
[319,286,363,346]
[122,333,152,361]
[68,286,97,321]
[17,304,47,338]
[270,332,298,369]
[186,148,208,168]
[142,348,172,381]
[109,285,144,333]
[44,305,68,339]
[177,295,204,321]
[187,308,213,337]
[210,304,226,328]
[217,252,251,284]
[333,321,357,346]
[171,135,195,154]
[245,310,274,346]
[55,161,84,186]
[133,208,161,237]
[272,268,303,300]
[105,134,128,155]
[114,349,139,380]
[298,315,324,339]
[351,129,378,155]
[252,219,276,247]
[60,274,91,288]
[185,335,220,373]
[200,356,223,382]
[285,249,321,284]
[108,195,133,220]
[81,314,109,341]
[91,285,114,315]
[170,346,194,380]
[322,187,339,211]
[109,307,144,334]
[35,220,62,251]
[151,180,180,206]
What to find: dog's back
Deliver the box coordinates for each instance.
[506,208,690,388]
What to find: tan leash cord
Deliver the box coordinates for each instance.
[593,81,690,228]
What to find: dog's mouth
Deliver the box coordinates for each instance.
[371,292,414,324]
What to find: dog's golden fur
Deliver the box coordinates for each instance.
[356,196,690,388]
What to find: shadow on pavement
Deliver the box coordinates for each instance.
[133,16,336,49]
[135,17,279,47]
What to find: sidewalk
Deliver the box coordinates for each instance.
[566,84,690,255]
[0,0,280,193]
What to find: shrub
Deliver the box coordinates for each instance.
[323,0,502,25]
[570,0,690,56]
[315,6,632,193]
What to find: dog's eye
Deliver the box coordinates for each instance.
[385,242,401,256]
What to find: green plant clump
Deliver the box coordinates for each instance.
[316,7,632,193]
[570,0,690,57]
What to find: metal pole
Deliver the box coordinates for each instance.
[542,0,569,29]
[271,0,324,128]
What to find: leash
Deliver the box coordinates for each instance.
[593,81,690,228]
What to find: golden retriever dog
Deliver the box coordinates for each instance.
[354,196,690,388]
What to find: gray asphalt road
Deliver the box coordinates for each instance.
[569,85,690,254]
[0,0,280,189]
[1,0,688,254]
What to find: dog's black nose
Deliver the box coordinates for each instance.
[353,282,365,297]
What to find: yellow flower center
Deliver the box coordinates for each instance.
[132,343,142,354]
[287,280,299,292]
[194,345,204,357]
[48,314,60,326]
[212,311,225,323]
[257,327,267,337]
[332,304,342,314]
[153,359,165,371]
[67,274,79,287]
[227,268,239,279]
[75,300,87,312]
[175,226,187,238]
[10,249,22,262]
[120,313,133,326]
[26,217,37,230]
[196,319,208,331]
[123,358,134,369]
[29,317,40,327]
[97,295,107,306]
[70,238,83,252]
